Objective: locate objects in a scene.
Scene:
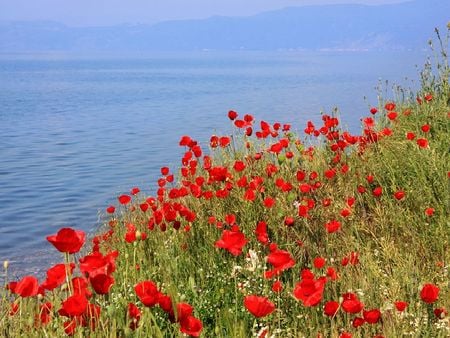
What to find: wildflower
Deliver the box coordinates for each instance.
[394,190,405,200]
[394,301,408,312]
[118,194,132,205]
[416,138,428,148]
[14,275,39,297]
[59,294,88,317]
[293,273,326,307]
[313,257,326,269]
[325,220,341,233]
[363,309,381,323]
[90,273,114,295]
[46,228,85,254]
[420,283,439,303]
[323,300,339,317]
[215,229,248,256]
[244,295,276,318]
[134,281,160,307]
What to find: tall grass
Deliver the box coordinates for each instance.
[1,26,449,337]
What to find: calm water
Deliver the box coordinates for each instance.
[0,51,426,279]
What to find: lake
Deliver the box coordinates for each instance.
[0,50,427,280]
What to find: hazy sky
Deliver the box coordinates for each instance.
[0,0,408,26]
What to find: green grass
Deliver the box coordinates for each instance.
[1,27,449,337]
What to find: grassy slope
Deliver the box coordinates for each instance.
[1,29,449,338]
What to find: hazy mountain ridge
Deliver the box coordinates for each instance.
[1,0,448,52]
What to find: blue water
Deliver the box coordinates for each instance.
[0,51,426,279]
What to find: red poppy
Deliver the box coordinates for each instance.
[406,132,416,140]
[42,263,75,290]
[179,315,203,337]
[90,273,114,295]
[384,102,396,111]
[434,307,447,319]
[372,186,382,197]
[228,110,238,120]
[233,161,246,172]
[79,251,118,278]
[420,283,439,303]
[263,197,275,208]
[118,194,132,205]
[394,301,408,312]
[417,138,428,148]
[421,124,430,132]
[394,190,405,200]
[324,300,339,317]
[352,317,365,328]
[313,257,326,269]
[14,275,39,297]
[46,228,85,254]
[37,302,53,326]
[134,281,160,307]
[387,112,398,120]
[255,221,269,245]
[370,107,378,114]
[425,207,435,216]
[215,229,248,256]
[244,295,276,318]
[272,280,283,293]
[325,220,341,233]
[363,309,381,323]
[106,206,115,214]
[341,294,364,314]
[293,276,326,307]
[59,294,88,317]
[266,248,295,275]
[130,187,140,195]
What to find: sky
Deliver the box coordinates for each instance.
[0,0,409,26]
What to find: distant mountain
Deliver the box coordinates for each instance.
[0,0,449,52]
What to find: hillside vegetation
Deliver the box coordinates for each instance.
[1,28,449,337]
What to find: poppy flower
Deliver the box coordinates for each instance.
[59,294,88,317]
[434,307,447,319]
[370,107,378,114]
[394,190,405,200]
[266,248,295,275]
[179,315,203,337]
[421,124,430,132]
[416,138,428,148]
[134,281,160,307]
[272,280,283,293]
[118,194,132,205]
[228,110,238,120]
[342,296,364,314]
[385,102,396,111]
[79,251,118,278]
[293,276,326,307]
[406,132,416,140]
[37,302,53,326]
[352,317,365,328]
[90,273,114,295]
[425,207,435,216]
[325,220,341,233]
[42,263,75,290]
[47,228,85,254]
[255,221,269,245]
[244,295,276,318]
[324,300,339,317]
[106,206,115,214]
[313,257,326,269]
[372,186,382,197]
[420,283,439,303]
[130,187,140,195]
[363,309,381,323]
[14,275,39,297]
[394,301,408,312]
[215,229,248,256]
